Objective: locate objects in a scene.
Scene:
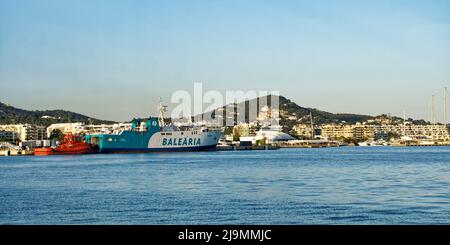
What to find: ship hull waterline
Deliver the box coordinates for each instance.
[98,144,218,154]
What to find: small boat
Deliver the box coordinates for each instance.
[357,141,369,146]
[34,133,99,155]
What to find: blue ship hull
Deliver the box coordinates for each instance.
[98,144,217,153]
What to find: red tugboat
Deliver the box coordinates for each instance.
[34,133,99,155]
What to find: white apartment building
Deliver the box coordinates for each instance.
[298,123,450,141]
[46,122,132,136]
[0,124,46,141]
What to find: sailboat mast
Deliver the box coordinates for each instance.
[445,86,448,127]
[432,95,435,126]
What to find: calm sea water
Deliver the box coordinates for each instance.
[1,147,450,224]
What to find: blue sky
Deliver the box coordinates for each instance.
[0,0,449,122]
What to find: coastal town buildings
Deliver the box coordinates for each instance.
[46,122,85,138]
[320,124,354,139]
[46,122,132,136]
[1,114,449,145]
[294,123,450,141]
[352,125,375,141]
[0,124,46,141]
[0,131,19,141]
[292,124,313,138]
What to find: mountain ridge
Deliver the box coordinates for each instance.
[198,95,432,133]
[1,96,429,130]
[198,95,376,133]
[0,102,116,126]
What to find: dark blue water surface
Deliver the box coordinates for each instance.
[1,147,450,224]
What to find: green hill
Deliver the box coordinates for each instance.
[201,95,375,133]
[0,102,115,126]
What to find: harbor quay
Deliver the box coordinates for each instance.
[1,114,449,156]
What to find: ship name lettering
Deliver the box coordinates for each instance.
[162,137,200,146]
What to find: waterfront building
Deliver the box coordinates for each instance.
[311,122,449,142]
[82,123,132,135]
[0,130,19,141]
[292,124,312,138]
[407,124,449,141]
[372,124,449,141]
[292,124,322,139]
[46,122,85,137]
[320,124,354,140]
[0,124,46,141]
[46,122,133,136]
[352,124,375,141]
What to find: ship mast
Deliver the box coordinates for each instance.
[157,97,168,127]
[431,95,436,126]
[310,112,314,139]
[432,95,436,141]
[445,86,448,128]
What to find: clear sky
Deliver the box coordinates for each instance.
[0,0,449,122]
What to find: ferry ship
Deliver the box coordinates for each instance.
[85,99,221,153]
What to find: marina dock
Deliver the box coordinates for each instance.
[276,140,340,148]
[216,145,279,151]
[1,150,34,156]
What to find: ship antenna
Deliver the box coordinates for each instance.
[158,97,168,127]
